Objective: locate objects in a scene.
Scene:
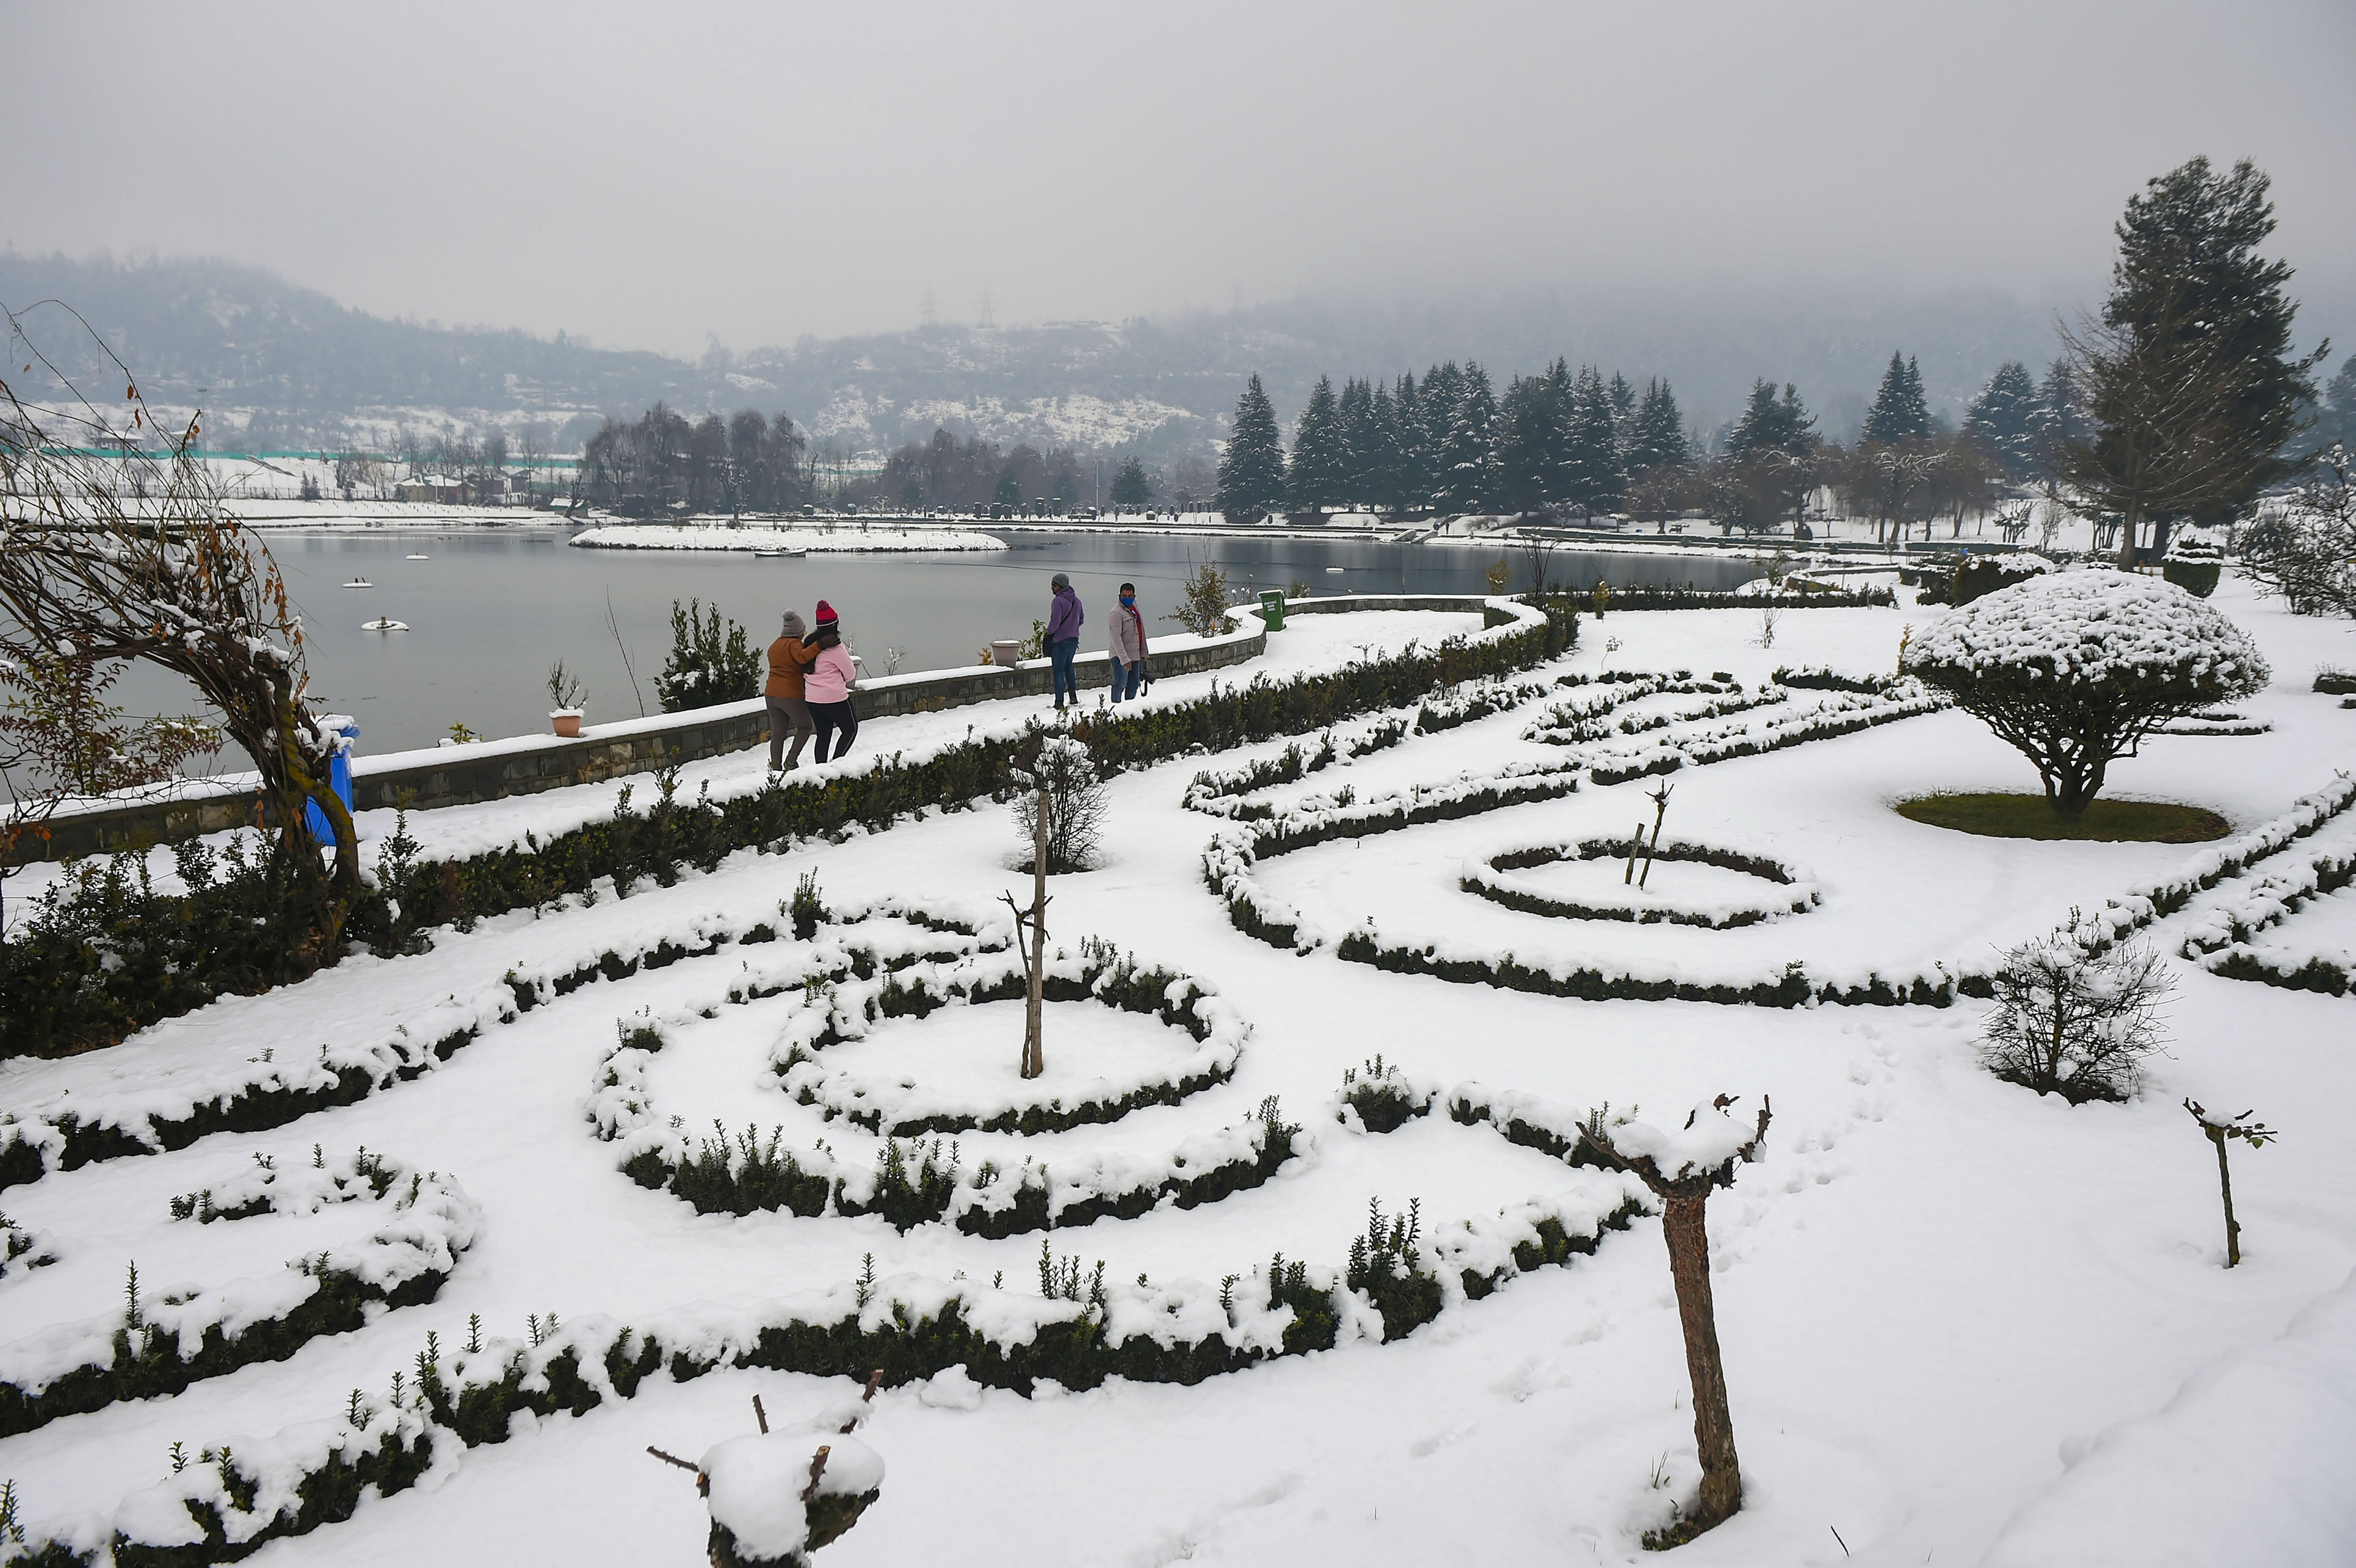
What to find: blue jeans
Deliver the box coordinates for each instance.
[1050,638,1079,705]
[1109,656,1143,702]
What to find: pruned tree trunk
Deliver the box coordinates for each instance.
[1022,785,1048,1079]
[2207,1127,2241,1267]
[1661,1189,1741,1530]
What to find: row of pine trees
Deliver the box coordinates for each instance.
[1211,350,2084,523]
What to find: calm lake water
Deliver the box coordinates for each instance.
[113,528,1754,760]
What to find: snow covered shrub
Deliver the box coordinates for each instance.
[1981,924,2173,1102]
[2240,445,2355,617]
[1953,551,2054,605]
[654,598,761,711]
[1346,1196,1442,1341]
[1901,571,2270,813]
[1009,731,1104,874]
[1339,1056,1432,1132]
[2161,529,2223,598]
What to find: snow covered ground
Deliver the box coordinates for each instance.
[2,581,2354,1567]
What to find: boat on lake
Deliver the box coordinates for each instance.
[343,577,373,587]
[361,618,409,632]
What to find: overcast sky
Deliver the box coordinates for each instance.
[4,0,2350,359]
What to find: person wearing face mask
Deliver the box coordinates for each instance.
[1107,581,1148,703]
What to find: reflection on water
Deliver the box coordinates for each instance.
[104,528,1755,758]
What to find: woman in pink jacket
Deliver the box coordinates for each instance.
[802,599,859,761]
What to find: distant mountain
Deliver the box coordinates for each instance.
[3,251,2082,460]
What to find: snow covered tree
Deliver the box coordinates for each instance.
[1494,368,1565,514]
[2058,157,2326,566]
[1364,381,1406,513]
[1437,362,1499,513]
[1963,360,2042,480]
[2240,443,2355,616]
[1901,572,2270,813]
[1215,373,1287,521]
[1108,455,1152,508]
[1392,372,1432,511]
[1334,376,1375,506]
[1562,365,1625,514]
[1578,1095,1773,1545]
[1723,379,1816,459]
[1862,351,1933,444]
[1624,378,1690,474]
[1285,375,1348,510]
[1981,925,2172,1102]
[1419,362,1466,508]
[2182,1099,2276,1267]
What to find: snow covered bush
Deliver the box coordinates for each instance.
[1009,731,1105,874]
[653,597,761,711]
[2162,528,2224,598]
[1981,923,2174,1102]
[1954,551,2054,605]
[2239,445,2355,617]
[1901,571,2270,814]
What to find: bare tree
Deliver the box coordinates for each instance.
[1981,925,2173,1102]
[0,307,360,948]
[1578,1096,1773,1544]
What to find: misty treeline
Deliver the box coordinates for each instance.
[824,427,1210,514]
[1213,350,2099,541]
[578,403,810,514]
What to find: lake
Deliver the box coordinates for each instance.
[110,528,1757,759]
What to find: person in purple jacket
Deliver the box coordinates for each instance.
[1045,571,1084,711]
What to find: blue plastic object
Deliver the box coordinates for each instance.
[304,720,359,846]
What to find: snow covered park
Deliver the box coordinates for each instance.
[3,578,2354,1568]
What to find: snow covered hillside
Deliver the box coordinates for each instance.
[2,585,2353,1568]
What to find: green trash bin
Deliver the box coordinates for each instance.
[1258,588,1286,630]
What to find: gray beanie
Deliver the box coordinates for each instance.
[782,610,806,637]
[1051,572,1071,589]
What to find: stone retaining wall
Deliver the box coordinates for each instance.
[23,595,1502,861]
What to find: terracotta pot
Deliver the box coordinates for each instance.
[551,710,583,738]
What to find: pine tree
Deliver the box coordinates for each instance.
[2320,354,2356,452]
[1607,371,1637,433]
[1494,370,1562,513]
[1286,375,1349,510]
[1366,381,1406,512]
[1419,362,1464,510]
[1215,373,1288,521]
[1963,361,2042,480]
[1438,363,1499,513]
[2061,156,2328,561]
[1108,455,1152,507]
[1392,372,1429,509]
[1626,378,1690,473]
[1726,379,1817,458]
[1562,365,1625,513]
[1862,351,1932,444]
[1336,376,1377,508]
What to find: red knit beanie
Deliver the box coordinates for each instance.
[815,600,838,626]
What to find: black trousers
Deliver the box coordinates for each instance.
[810,697,857,762]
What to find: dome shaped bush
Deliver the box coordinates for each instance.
[1901,570,2269,813]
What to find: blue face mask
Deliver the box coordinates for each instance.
[1120,594,1135,606]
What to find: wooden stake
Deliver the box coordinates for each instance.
[752,1394,768,1434]
[1625,821,1646,884]
[1024,785,1049,1078]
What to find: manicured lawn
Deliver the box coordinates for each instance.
[1894,792,2230,843]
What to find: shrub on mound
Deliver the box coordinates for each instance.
[1901,570,2269,814]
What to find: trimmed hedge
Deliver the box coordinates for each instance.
[5,604,1575,1061]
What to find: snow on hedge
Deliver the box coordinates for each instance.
[0,1159,477,1407]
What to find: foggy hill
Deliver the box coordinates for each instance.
[4,251,2080,459]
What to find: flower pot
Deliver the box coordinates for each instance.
[550,709,584,738]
